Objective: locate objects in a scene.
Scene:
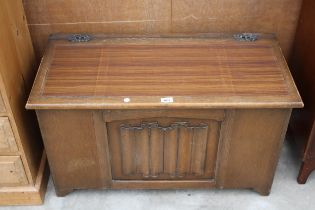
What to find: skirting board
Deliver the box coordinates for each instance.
[0,151,49,206]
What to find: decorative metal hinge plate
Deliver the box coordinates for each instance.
[233,33,258,42]
[68,34,92,42]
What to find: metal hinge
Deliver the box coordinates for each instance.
[67,34,92,42]
[233,33,258,42]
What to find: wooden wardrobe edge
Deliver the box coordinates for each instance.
[0,151,49,206]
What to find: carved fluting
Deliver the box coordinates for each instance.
[119,122,211,178]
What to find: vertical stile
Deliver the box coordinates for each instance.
[177,124,193,177]
[204,121,220,177]
[150,123,164,177]
[190,125,208,175]
[163,125,178,177]
[134,125,150,177]
[120,126,136,175]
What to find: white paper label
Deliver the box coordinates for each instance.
[161,97,174,103]
[123,98,130,103]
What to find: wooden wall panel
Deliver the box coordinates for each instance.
[171,0,302,58]
[288,0,315,184]
[23,0,171,58]
[23,0,302,59]
[23,0,171,24]
[290,0,315,131]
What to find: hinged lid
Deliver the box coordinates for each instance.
[26,34,303,110]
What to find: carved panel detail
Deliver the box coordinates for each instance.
[117,121,218,179]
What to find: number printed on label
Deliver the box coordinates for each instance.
[161,97,174,103]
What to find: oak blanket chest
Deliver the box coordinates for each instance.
[26,34,303,196]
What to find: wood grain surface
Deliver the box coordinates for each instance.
[108,119,220,180]
[35,108,292,195]
[0,152,49,205]
[0,95,5,113]
[0,0,43,184]
[22,0,303,59]
[289,0,315,184]
[26,35,303,109]
[0,117,18,153]
[0,0,48,205]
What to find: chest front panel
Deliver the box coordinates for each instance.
[107,117,222,180]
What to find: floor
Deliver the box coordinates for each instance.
[2,140,315,210]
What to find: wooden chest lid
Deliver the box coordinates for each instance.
[26,34,303,109]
